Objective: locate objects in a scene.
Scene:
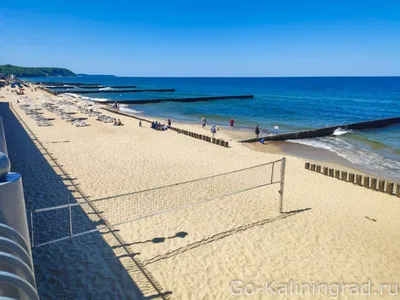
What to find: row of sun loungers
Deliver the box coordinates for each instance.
[19,96,118,128]
[19,104,53,127]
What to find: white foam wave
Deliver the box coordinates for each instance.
[119,104,143,114]
[332,127,352,136]
[290,137,400,180]
[80,96,108,102]
[99,87,113,91]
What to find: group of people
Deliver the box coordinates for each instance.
[201,116,262,138]
[113,119,123,126]
[112,102,120,110]
[150,121,168,131]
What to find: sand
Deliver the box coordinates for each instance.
[1,85,400,299]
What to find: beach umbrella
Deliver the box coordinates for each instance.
[90,104,100,112]
[42,98,54,105]
[60,104,77,114]
[76,101,88,107]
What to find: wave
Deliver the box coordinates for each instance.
[289,137,400,181]
[119,104,143,114]
[99,87,113,91]
[79,96,108,102]
[332,127,352,136]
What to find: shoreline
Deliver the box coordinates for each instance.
[2,83,400,299]
[108,106,398,183]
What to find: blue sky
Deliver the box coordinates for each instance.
[1,0,399,76]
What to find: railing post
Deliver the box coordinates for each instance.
[30,210,34,248]
[270,162,274,184]
[279,157,286,214]
[68,205,73,238]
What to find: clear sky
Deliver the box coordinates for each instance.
[1,0,399,77]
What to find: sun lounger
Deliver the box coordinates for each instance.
[73,120,88,127]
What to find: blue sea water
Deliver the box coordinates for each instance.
[25,76,400,181]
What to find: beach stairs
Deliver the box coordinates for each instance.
[305,162,400,197]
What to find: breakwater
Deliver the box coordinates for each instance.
[102,107,230,147]
[240,116,400,142]
[45,85,138,89]
[305,162,400,195]
[100,95,254,104]
[34,82,102,87]
[54,89,176,95]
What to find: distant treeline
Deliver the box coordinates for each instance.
[0,64,76,77]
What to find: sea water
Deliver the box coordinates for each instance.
[25,76,400,181]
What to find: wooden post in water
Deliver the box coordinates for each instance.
[348,173,355,183]
[386,182,394,195]
[356,175,362,186]
[310,164,316,171]
[364,176,370,188]
[335,170,340,179]
[378,180,385,192]
[323,167,328,175]
[341,171,347,181]
[370,178,377,190]
[305,162,310,169]
[329,169,334,177]
[316,165,321,173]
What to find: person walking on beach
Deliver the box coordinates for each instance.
[201,117,208,128]
[230,118,235,127]
[211,125,217,137]
[139,120,142,127]
[168,119,171,128]
[255,125,260,138]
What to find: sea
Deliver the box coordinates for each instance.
[23,76,400,182]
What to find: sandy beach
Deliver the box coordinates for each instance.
[1,85,400,299]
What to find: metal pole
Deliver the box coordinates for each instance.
[68,205,73,238]
[30,210,34,248]
[279,157,286,214]
[270,162,275,184]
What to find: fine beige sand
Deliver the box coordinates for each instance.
[2,86,400,299]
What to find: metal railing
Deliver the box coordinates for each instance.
[0,117,8,155]
[30,157,286,248]
[0,115,39,299]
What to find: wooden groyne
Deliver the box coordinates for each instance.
[305,162,400,197]
[240,116,400,142]
[46,85,138,89]
[100,95,254,104]
[54,89,176,95]
[102,107,230,147]
[34,82,102,86]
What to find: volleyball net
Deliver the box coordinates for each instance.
[30,158,286,248]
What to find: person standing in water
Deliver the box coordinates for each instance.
[230,118,235,127]
[255,125,260,138]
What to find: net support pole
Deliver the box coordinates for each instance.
[68,205,73,238]
[30,210,34,248]
[279,157,286,213]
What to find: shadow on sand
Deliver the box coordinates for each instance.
[1,103,170,299]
